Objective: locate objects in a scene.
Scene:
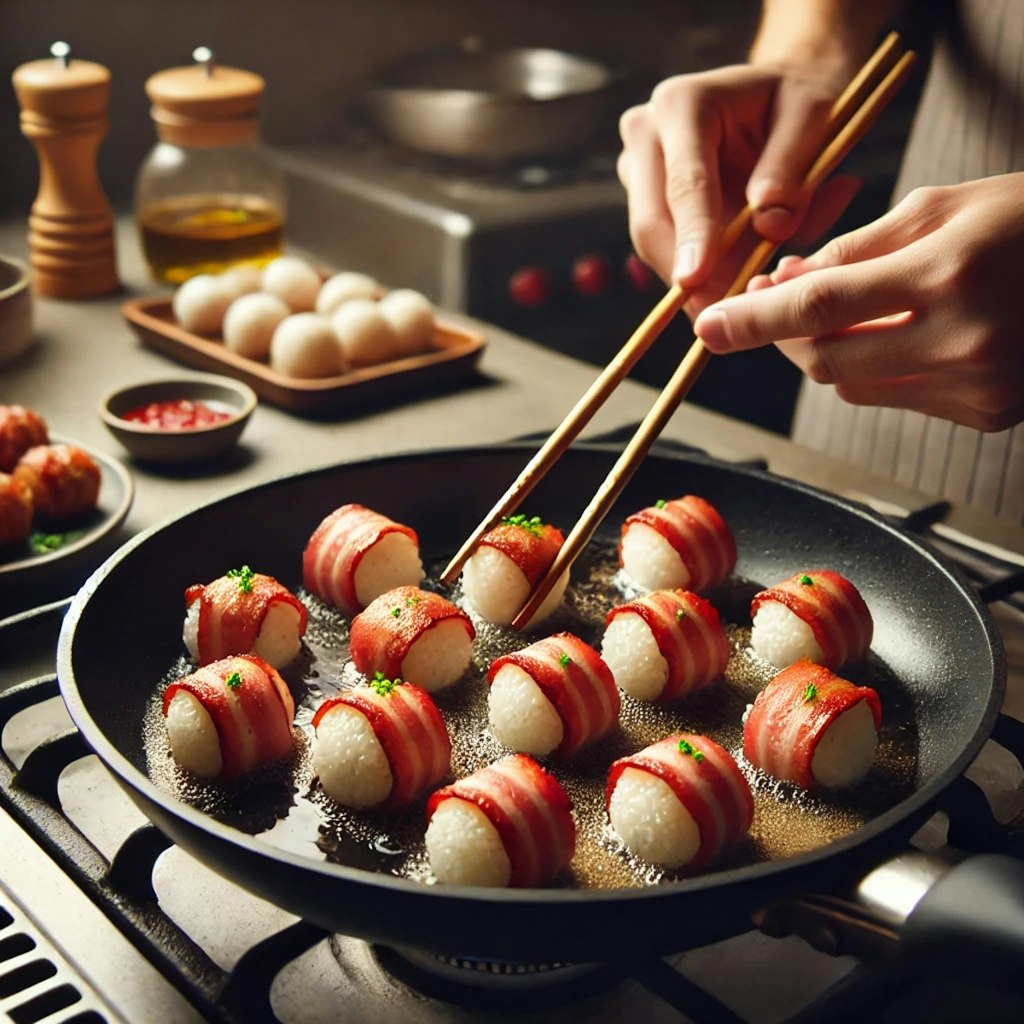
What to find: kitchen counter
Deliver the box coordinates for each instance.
[2,215,1022,674]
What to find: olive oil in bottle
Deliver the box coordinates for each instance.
[139,194,283,283]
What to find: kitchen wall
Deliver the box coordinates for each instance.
[0,0,759,211]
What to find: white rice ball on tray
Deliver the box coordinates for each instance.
[750,601,825,667]
[315,271,383,315]
[270,313,342,378]
[488,664,564,756]
[461,545,568,629]
[608,766,700,869]
[331,298,401,367]
[222,292,291,360]
[220,264,264,299]
[182,600,303,669]
[172,274,233,335]
[313,703,393,808]
[262,256,322,312]
[619,522,690,591]
[601,611,668,701]
[424,797,512,887]
[165,690,223,778]
[378,288,435,356]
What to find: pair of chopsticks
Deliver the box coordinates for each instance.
[441,32,917,629]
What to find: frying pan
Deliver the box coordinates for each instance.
[56,444,1017,965]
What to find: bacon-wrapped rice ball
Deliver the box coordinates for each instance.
[0,472,33,546]
[183,565,307,669]
[425,754,575,887]
[312,676,451,808]
[606,733,753,870]
[302,503,425,616]
[461,513,568,629]
[162,654,296,781]
[743,660,881,790]
[349,585,475,693]
[750,570,873,670]
[619,494,736,594]
[0,405,48,472]
[602,589,729,702]
[487,632,619,758]
[13,443,100,523]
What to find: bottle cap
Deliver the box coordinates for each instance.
[146,49,265,147]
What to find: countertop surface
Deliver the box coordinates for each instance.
[2,215,1022,622]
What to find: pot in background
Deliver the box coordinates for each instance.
[361,45,626,162]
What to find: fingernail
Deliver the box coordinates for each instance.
[672,241,700,282]
[696,306,730,348]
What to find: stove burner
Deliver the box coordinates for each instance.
[372,943,624,1011]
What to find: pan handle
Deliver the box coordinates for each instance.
[899,853,1024,986]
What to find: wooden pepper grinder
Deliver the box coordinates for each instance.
[12,42,119,299]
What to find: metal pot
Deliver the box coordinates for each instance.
[360,45,625,161]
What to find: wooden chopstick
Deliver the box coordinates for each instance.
[439,32,908,590]
[510,45,917,629]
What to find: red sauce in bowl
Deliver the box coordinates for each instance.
[121,399,233,430]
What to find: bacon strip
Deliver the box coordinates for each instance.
[620,495,736,593]
[163,654,296,780]
[312,682,451,806]
[427,754,575,887]
[479,519,564,586]
[185,572,307,666]
[606,733,753,869]
[606,589,729,701]
[743,660,882,789]
[488,632,620,758]
[751,570,873,668]
[302,503,420,615]
[349,586,474,680]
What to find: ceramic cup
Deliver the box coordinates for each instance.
[0,256,34,364]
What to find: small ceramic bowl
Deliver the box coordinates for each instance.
[99,374,257,463]
[0,255,34,365]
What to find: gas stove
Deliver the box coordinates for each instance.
[1,444,1022,1024]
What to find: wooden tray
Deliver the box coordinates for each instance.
[121,297,487,416]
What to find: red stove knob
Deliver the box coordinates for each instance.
[624,252,659,293]
[508,266,551,308]
[571,253,612,296]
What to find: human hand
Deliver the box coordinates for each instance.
[693,174,1024,431]
[617,61,861,312]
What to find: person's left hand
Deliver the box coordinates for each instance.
[693,173,1024,431]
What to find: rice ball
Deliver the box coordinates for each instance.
[750,601,825,668]
[608,766,701,869]
[222,292,291,360]
[488,664,564,756]
[220,264,264,300]
[313,704,394,808]
[378,288,435,356]
[172,274,233,335]
[262,256,322,312]
[331,298,401,367]
[424,798,512,887]
[461,546,569,629]
[270,313,342,378]
[164,690,223,778]
[315,271,383,315]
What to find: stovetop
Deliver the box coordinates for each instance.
[1,456,1023,1024]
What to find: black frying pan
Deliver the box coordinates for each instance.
[56,444,1011,963]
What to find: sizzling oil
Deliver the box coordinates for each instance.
[143,540,918,890]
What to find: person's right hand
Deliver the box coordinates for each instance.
[617,61,862,314]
